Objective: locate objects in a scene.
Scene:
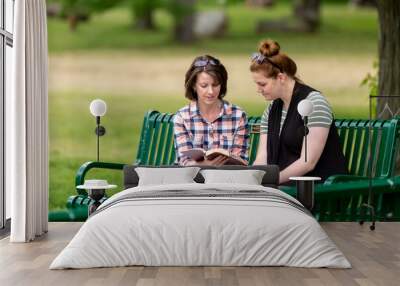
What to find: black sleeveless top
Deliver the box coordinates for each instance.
[267,82,348,183]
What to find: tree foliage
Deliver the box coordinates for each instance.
[361,61,378,97]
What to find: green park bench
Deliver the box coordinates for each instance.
[49,110,400,222]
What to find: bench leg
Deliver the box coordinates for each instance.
[359,203,376,231]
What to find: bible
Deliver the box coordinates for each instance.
[181,148,248,165]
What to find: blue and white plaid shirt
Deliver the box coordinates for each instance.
[173,100,249,165]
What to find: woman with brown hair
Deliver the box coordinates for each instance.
[251,39,348,184]
[173,55,249,166]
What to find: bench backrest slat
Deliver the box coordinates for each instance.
[163,121,176,165]
[349,124,367,175]
[147,113,162,164]
[248,116,261,164]
[135,111,400,178]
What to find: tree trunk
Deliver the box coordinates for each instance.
[67,15,78,31]
[132,0,157,30]
[135,9,155,30]
[293,0,321,32]
[256,0,320,33]
[173,0,196,43]
[350,0,377,7]
[246,0,275,7]
[376,0,400,119]
[376,0,400,175]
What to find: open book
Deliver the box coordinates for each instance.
[181,148,248,165]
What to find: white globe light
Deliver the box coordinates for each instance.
[297,99,314,117]
[90,99,107,117]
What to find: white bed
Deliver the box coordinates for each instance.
[50,183,351,269]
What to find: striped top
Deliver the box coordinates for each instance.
[260,91,333,134]
[173,100,249,165]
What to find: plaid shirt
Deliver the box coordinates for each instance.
[173,100,249,165]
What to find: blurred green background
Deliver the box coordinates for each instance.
[48,0,378,210]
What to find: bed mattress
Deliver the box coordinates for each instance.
[50,183,351,269]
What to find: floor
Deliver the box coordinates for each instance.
[0,222,399,286]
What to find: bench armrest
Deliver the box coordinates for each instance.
[315,176,400,221]
[75,161,126,195]
[279,176,400,197]
[316,176,400,194]
[323,174,370,185]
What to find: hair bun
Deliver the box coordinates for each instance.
[259,39,280,57]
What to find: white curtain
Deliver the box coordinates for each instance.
[7,0,49,242]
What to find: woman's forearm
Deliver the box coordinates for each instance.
[279,159,316,184]
[253,157,267,165]
[253,134,267,165]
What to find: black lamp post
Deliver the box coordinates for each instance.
[290,99,320,212]
[89,99,107,162]
[297,99,314,162]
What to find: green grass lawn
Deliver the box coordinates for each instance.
[48,2,378,210]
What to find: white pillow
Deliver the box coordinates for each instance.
[135,167,200,186]
[200,169,266,185]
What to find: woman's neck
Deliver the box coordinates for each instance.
[198,100,222,122]
[281,79,296,110]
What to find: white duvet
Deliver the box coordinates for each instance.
[50,183,351,269]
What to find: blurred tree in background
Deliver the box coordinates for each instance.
[59,0,122,31]
[256,0,321,33]
[50,0,199,42]
[293,0,320,32]
[246,0,275,7]
[350,0,376,7]
[130,0,160,30]
[47,0,397,104]
[165,0,196,43]
[48,0,381,36]
[48,0,233,43]
[376,0,400,118]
